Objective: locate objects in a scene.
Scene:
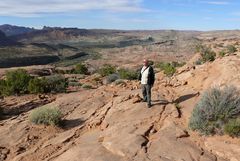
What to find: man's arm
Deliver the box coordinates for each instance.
[138,72,142,81]
[149,66,155,85]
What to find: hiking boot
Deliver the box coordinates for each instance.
[147,104,152,108]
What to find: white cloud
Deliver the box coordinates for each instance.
[0,0,149,17]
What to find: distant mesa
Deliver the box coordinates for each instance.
[0,24,36,36]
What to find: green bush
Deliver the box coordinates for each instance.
[227,45,237,54]
[0,69,68,95]
[155,62,164,69]
[28,75,67,94]
[28,77,47,94]
[44,75,68,93]
[219,50,226,57]
[0,80,7,96]
[224,118,240,137]
[1,69,31,95]
[68,82,82,87]
[189,86,240,136]
[196,45,216,62]
[82,84,93,89]
[30,106,62,126]
[201,49,216,62]
[74,63,88,75]
[98,64,116,77]
[156,62,176,76]
[118,68,138,80]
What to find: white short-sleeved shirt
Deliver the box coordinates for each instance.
[141,66,149,85]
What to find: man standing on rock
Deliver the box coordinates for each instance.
[138,59,155,108]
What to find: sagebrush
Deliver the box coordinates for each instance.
[224,118,240,137]
[30,106,62,126]
[189,86,240,136]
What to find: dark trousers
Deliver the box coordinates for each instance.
[142,84,152,106]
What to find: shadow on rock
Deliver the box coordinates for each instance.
[151,92,199,107]
[173,92,199,104]
[61,118,85,130]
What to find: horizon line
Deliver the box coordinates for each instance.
[1,23,240,32]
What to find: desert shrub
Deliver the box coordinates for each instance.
[28,75,67,94]
[163,64,176,76]
[106,73,120,83]
[118,68,138,80]
[226,45,237,54]
[219,50,226,57]
[44,75,68,93]
[0,80,7,96]
[68,82,82,87]
[224,118,240,137]
[201,51,216,62]
[196,45,216,62]
[156,62,176,76]
[30,106,62,126]
[98,64,116,77]
[74,63,88,75]
[82,84,93,89]
[189,86,240,136]
[1,69,31,95]
[201,48,216,62]
[28,77,47,94]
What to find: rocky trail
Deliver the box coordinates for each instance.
[0,55,240,161]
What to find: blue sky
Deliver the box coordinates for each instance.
[0,0,239,30]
